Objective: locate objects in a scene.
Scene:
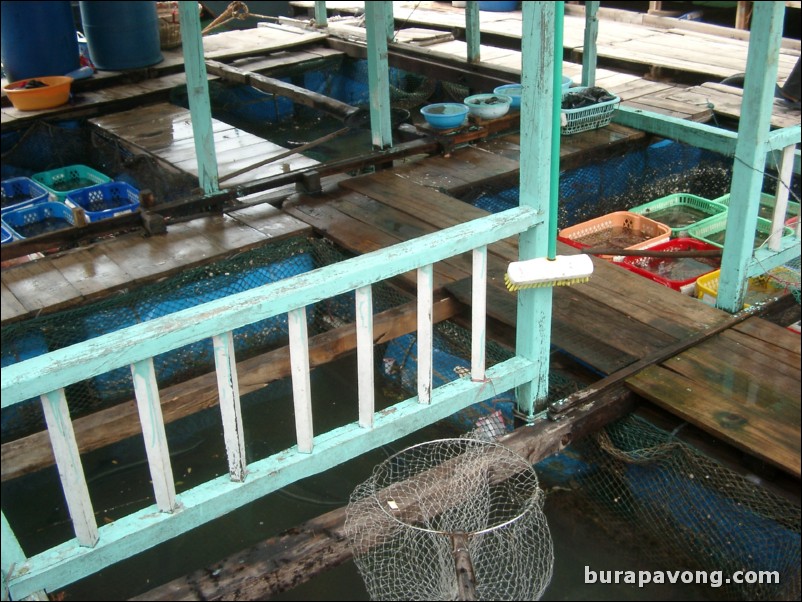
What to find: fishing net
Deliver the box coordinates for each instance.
[543,414,801,601]
[381,319,581,434]
[1,121,198,205]
[346,438,554,601]
[0,236,409,442]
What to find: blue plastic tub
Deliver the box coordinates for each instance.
[1,201,75,239]
[79,1,163,71]
[420,103,469,130]
[1,177,48,213]
[0,1,80,82]
[478,1,519,11]
[65,182,140,222]
[1,224,12,244]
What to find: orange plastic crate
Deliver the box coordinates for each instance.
[558,211,671,259]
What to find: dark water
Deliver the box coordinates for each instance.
[629,256,720,283]
[49,177,98,192]
[2,353,708,601]
[575,226,658,249]
[1,194,36,209]
[14,217,71,237]
[704,228,771,249]
[642,206,713,229]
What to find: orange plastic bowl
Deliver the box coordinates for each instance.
[3,76,73,111]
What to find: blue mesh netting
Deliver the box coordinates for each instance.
[467,141,734,230]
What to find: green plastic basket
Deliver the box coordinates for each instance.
[686,213,794,249]
[630,193,728,237]
[32,164,112,202]
[713,192,800,225]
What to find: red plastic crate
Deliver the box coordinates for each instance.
[617,238,720,294]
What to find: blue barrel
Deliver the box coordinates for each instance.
[0,1,80,82]
[79,1,163,71]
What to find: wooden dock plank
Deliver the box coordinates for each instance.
[390,146,521,194]
[47,247,132,299]
[627,364,800,477]
[339,170,519,258]
[715,329,801,381]
[1,260,84,315]
[731,317,802,357]
[0,281,26,320]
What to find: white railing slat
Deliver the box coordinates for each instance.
[40,389,98,547]
[213,332,248,482]
[288,307,314,453]
[417,264,434,404]
[472,246,487,381]
[768,143,795,249]
[355,285,375,428]
[130,358,178,512]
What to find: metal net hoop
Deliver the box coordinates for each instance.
[346,438,554,601]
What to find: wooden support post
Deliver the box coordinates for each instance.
[289,307,314,453]
[313,1,327,28]
[364,2,394,149]
[213,332,248,483]
[471,246,487,381]
[717,2,785,312]
[515,2,558,418]
[582,1,599,88]
[179,1,219,195]
[466,1,481,64]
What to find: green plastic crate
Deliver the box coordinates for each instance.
[32,164,112,202]
[713,192,800,225]
[686,213,794,249]
[629,193,727,237]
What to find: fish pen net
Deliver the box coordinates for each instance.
[346,438,554,601]
[0,236,409,442]
[553,414,801,601]
[381,320,582,435]
[1,120,198,205]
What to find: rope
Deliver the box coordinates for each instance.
[201,1,281,35]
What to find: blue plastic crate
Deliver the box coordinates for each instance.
[65,182,141,222]
[32,164,112,202]
[1,224,12,244]
[1,201,75,240]
[1,177,49,213]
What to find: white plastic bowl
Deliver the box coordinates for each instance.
[463,93,512,119]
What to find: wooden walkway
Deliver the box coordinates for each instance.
[313,1,801,127]
[89,103,320,188]
[282,141,800,478]
[1,7,798,482]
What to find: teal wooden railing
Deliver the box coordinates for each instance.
[1,207,544,599]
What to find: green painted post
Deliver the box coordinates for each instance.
[314,1,327,27]
[515,2,559,419]
[179,1,219,194]
[717,1,785,312]
[582,1,599,87]
[466,1,481,63]
[364,2,394,149]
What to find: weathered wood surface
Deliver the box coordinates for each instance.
[0,205,311,324]
[89,103,321,188]
[1,28,333,128]
[627,317,802,478]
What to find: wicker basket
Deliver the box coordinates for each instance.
[158,2,182,49]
